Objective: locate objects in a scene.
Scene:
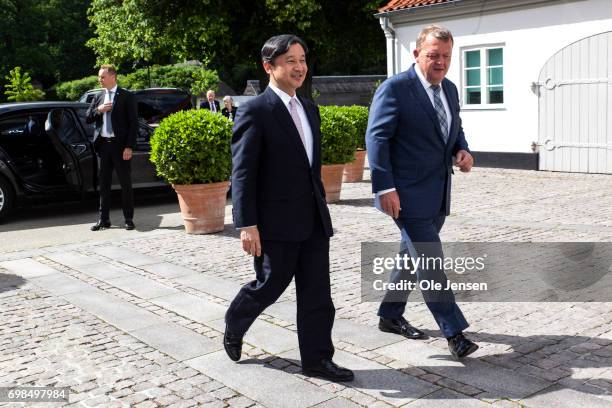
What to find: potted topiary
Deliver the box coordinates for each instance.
[319,105,357,203]
[150,109,232,234]
[341,106,369,183]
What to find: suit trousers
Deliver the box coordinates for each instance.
[225,212,335,367]
[377,212,469,338]
[96,139,134,222]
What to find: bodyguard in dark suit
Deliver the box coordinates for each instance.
[86,64,137,231]
[224,34,353,382]
[200,90,221,113]
[366,25,478,358]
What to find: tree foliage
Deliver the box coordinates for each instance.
[0,0,95,94]
[4,67,45,102]
[86,0,387,93]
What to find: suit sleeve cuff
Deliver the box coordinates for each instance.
[376,188,396,197]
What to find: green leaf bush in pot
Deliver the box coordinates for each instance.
[319,105,357,202]
[338,105,369,182]
[150,109,232,233]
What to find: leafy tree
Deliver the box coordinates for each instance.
[86,0,387,96]
[0,0,95,95]
[4,67,45,101]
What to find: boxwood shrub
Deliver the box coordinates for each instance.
[319,105,357,165]
[149,109,232,185]
[339,106,369,150]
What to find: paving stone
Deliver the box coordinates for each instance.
[185,350,335,408]
[0,258,58,278]
[130,323,221,361]
[91,246,160,267]
[175,273,243,300]
[377,340,552,399]
[208,318,298,355]
[310,397,362,408]
[521,384,612,408]
[106,275,180,300]
[45,252,101,268]
[143,262,199,279]
[280,349,438,406]
[406,388,493,407]
[332,318,402,350]
[30,273,94,296]
[151,293,226,323]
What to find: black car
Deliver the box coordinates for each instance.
[78,88,193,125]
[0,101,165,221]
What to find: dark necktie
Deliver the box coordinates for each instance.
[431,85,448,144]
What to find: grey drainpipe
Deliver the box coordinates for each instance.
[380,16,396,77]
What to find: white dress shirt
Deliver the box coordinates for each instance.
[268,83,314,166]
[101,85,117,138]
[376,65,452,197]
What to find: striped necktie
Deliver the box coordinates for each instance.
[430,85,448,144]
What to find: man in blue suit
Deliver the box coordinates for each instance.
[224,34,354,382]
[366,25,478,358]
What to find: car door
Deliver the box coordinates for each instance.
[131,120,166,187]
[45,108,94,190]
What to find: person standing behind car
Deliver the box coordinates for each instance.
[86,64,137,231]
[221,96,236,121]
[200,90,221,113]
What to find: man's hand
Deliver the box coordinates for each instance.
[240,226,261,257]
[97,101,113,113]
[379,190,401,219]
[122,147,133,161]
[455,150,474,172]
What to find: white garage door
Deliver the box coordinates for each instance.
[538,31,612,173]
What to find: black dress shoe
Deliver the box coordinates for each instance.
[91,220,111,231]
[302,359,354,382]
[379,317,426,339]
[223,326,243,362]
[125,220,135,230]
[448,333,479,358]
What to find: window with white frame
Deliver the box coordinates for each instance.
[462,46,504,106]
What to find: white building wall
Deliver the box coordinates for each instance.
[390,0,612,153]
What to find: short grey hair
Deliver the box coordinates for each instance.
[416,25,454,50]
[223,95,233,103]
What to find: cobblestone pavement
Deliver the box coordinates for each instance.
[1,167,611,407]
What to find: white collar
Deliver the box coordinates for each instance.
[105,85,118,94]
[414,63,439,91]
[268,83,302,109]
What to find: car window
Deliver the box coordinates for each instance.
[47,110,86,145]
[0,112,46,141]
[135,92,191,123]
[135,120,152,152]
[75,107,95,140]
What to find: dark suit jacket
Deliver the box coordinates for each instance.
[231,87,333,242]
[200,100,221,112]
[86,87,137,150]
[366,64,470,219]
[221,106,236,120]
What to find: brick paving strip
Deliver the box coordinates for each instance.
[1,168,612,407]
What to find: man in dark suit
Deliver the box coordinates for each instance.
[224,34,354,382]
[200,89,221,113]
[366,25,478,358]
[86,64,137,231]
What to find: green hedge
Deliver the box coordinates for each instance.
[55,65,219,101]
[149,109,232,185]
[319,105,357,165]
[338,106,369,150]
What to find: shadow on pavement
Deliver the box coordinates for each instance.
[235,331,610,402]
[0,273,27,293]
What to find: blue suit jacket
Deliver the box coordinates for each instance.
[231,87,333,241]
[366,64,469,219]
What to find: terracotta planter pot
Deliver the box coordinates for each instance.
[172,181,230,234]
[343,150,367,183]
[321,164,345,203]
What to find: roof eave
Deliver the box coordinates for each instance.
[375,0,463,19]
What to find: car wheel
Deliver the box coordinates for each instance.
[0,176,15,221]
